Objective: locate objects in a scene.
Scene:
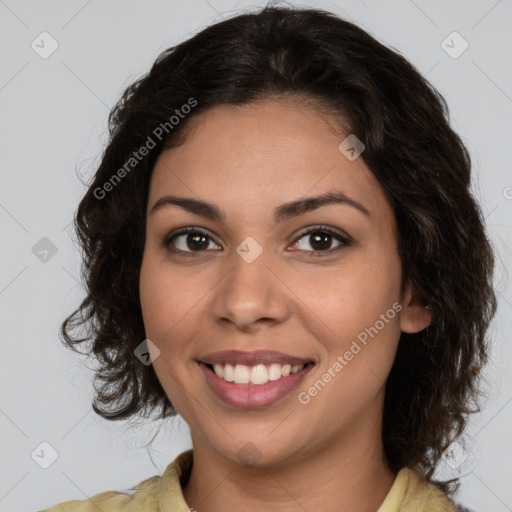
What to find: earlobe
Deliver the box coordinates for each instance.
[399,284,433,334]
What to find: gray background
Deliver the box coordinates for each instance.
[1,1,511,511]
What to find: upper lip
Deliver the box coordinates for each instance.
[199,350,313,367]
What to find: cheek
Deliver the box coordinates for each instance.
[310,253,403,375]
[313,258,401,331]
[139,254,199,408]
[139,252,197,337]
[139,252,212,377]
[139,255,166,336]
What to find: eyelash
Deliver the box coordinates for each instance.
[162,225,352,258]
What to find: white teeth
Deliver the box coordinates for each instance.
[224,364,235,382]
[210,362,306,385]
[233,364,250,384]
[268,363,282,381]
[213,364,224,378]
[250,364,268,385]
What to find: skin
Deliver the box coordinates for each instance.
[139,98,432,512]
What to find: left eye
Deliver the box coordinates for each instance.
[291,226,351,254]
[163,225,351,256]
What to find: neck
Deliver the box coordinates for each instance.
[182,410,397,512]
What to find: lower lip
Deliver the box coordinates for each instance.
[199,362,314,408]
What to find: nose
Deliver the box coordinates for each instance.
[210,245,290,332]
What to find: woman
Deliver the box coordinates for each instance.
[41,4,496,511]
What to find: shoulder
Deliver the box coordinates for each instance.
[379,467,457,512]
[39,475,161,512]
[39,449,194,512]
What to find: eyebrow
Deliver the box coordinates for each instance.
[149,190,371,223]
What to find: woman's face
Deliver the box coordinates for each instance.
[139,98,430,466]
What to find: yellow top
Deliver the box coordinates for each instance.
[40,449,457,511]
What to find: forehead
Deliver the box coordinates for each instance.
[149,99,391,226]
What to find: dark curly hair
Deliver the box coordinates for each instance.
[61,3,497,498]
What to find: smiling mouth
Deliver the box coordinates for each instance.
[202,362,315,385]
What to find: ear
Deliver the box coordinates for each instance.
[399,282,432,333]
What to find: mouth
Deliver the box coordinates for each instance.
[197,350,315,408]
[201,361,314,385]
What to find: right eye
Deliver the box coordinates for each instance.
[163,227,221,256]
